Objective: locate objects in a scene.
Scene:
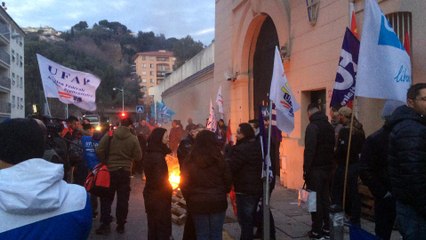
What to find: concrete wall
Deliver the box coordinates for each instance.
[151,44,215,126]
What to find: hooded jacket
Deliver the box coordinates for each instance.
[96,126,142,172]
[304,112,335,173]
[0,158,92,239]
[226,137,263,196]
[386,105,426,217]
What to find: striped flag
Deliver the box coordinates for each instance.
[259,107,273,182]
[216,85,224,116]
[206,99,217,132]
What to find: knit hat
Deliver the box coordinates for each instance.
[338,106,352,118]
[0,118,45,165]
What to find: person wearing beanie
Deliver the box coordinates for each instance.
[225,122,263,240]
[95,117,142,235]
[0,118,92,239]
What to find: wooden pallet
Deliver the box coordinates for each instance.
[358,183,375,221]
[171,189,187,225]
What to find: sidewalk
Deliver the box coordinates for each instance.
[89,175,402,240]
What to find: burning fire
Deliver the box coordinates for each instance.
[165,155,181,189]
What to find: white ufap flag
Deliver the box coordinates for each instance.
[37,54,101,111]
[216,85,224,115]
[355,0,411,103]
[206,98,217,133]
[269,46,300,134]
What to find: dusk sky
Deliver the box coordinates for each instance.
[6,0,215,45]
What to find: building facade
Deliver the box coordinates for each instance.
[0,7,25,122]
[155,0,426,189]
[133,50,175,106]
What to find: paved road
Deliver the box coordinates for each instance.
[88,175,402,240]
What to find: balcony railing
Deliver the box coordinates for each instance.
[0,23,9,43]
[0,49,10,65]
[0,76,10,89]
[0,102,11,113]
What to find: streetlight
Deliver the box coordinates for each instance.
[113,87,124,113]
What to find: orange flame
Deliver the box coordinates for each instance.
[166,155,181,189]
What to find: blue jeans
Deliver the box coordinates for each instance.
[396,201,426,240]
[192,211,226,240]
[236,193,260,240]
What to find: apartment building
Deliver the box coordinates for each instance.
[133,50,175,105]
[0,7,25,122]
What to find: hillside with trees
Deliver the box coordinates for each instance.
[25,20,205,119]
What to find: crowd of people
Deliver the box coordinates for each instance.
[0,83,425,240]
[303,83,426,240]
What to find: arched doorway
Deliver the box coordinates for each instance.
[252,16,280,176]
[253,16,279,116]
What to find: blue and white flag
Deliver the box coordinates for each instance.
[37,54,100,111]
[330,28,360,109]
[355,0,411,103]
[269,46,300,134]
[151,101,175,124]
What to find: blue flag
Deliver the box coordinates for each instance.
[330,28,360,109]
[151,101,175,124]
[355,0,411,102]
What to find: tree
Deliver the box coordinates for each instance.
[72,21,88,31]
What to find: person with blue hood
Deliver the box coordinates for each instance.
[0,118,92,239]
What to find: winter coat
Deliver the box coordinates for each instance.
[359,127,392,199]
[180,153,232,214]
[386,105,426,217]
[304,112,335,174]
[96,126,142,172]
[226,137,263,196]
[335,120,365,166]
[143,144,173,214]
[169,126,185,152]
[0,159,92,239]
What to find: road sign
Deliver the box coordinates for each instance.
[136,105,144,113]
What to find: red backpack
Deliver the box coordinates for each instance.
[85,163,110,197]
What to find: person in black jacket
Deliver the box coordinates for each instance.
[331,106,365,227]
[385,83,426,239]
[303,103,335,239]
[177,126,205,240]
[143,128,173,240]
[359,126,395,240]
[180,130,232,240]
[226,123,262,240]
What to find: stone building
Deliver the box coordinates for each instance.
[156,0,426,189]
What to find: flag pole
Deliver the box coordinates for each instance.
[342,98,357,210]
[263,102,273,240]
